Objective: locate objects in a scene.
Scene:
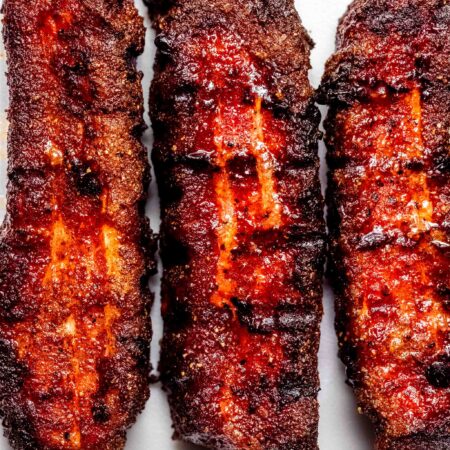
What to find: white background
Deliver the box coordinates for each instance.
[0,0,376,448]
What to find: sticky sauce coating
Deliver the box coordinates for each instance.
[195,32,287,444]
[333,89,449,434]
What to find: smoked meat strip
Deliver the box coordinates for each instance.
[0,1,155,449]
[319,1,450,448]
[149,0,326,448]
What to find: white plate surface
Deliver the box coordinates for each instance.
[0,1,375,449]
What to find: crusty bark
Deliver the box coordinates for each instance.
[319,1,450,449]
[0,1,156,449]
[149,1,325,449]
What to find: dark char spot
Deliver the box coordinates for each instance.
[231,298,274,333]
[70,161,102,196]
[92,403,111,423]
[426,361,450,388]
[279,372,317,404]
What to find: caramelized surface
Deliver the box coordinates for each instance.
[0,1,155,449]
[321,0,450,448]
[150,0,325,448]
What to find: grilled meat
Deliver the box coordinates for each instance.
[0,1,155,449]
[320,0,450,448]
[149,0,325,448]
